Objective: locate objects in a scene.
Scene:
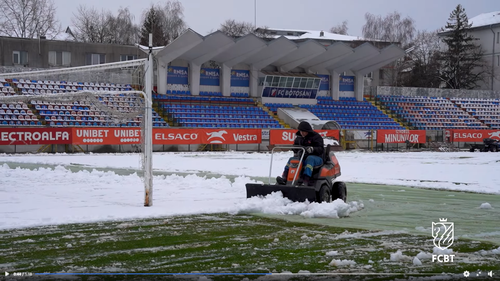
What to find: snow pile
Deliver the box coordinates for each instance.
[416,251,433,260]
[325,250,339,256]
[433,247,454,255]
[230,192,364,218]
[479,246,500,256]
[1,151,500,230]
[389,250,412,262]
[329,259,357,266]
[479,203,493,209]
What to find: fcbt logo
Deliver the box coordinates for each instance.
[431,218,455,263]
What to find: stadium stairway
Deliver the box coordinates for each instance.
[152,101,174,127]
[365,96,410,129]
[448,98,491,128]
[255,99,290,129]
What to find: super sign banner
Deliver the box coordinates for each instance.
[269,130,340,145]
[200,68,220,86]
[261,87,318,99]
[339,76,354,91]
[167,66,188,85]
[230,70,250,87]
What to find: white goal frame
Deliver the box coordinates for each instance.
[0,40,154,207]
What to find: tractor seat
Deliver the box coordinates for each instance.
[311,145,332,175]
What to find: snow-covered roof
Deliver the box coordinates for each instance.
[49,26,76,41]
[469,11,500,29]
[261,27,370,42]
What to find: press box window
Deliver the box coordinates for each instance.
[120,55,137,61]
[12,51,28,65]
[48,51,71,66]
[86,53,106,65]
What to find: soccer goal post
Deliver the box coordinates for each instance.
[0,52,154,207]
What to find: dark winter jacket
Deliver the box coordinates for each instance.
[294,121,324,158]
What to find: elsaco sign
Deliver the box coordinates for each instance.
[446,129,500,142]
[153,129,262,145]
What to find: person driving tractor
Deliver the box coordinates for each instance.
[276,121,324,186]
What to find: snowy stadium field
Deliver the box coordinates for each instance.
[1,150,499,279]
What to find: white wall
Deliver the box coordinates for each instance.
[459,26,500,91]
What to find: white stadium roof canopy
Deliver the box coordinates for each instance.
[145,29,405,75]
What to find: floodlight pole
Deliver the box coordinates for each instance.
[144,33,154,207]
[254,0,257,28]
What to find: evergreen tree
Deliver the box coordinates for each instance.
[439,4,486,89]
[139,6,167,47]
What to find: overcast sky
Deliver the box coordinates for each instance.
[53,0,499,36]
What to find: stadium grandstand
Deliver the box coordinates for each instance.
[0,27,499,154]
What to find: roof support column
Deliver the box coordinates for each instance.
[189,62,200,95]
[330,70,340,101]
[157,63,167,95]
[249,67,259,98]
[220,64,231,97]
[354,73,364,101]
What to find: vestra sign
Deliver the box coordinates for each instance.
[154,129,261,145]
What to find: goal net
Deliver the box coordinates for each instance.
[0,58,155,206]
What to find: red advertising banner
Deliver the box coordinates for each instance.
[72,128,141,145]
[0,128,72,145]
[269,130,340,145]
[376,130,426,144]
[153,128,262,145]
[445,129,500,142]
[72,128,262,145]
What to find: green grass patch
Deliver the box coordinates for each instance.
[1,214,499,280]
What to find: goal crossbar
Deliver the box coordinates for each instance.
[0,59,147,79]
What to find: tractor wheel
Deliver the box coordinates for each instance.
[317,185,331,203]
[332,181,347,202]
[491,146,498,152]
[469,147,475,152]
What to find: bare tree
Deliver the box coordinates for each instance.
[253,25,273,39]
[219,19,254,38]
[330,20,348,35]
[71,5,112,43]
[362,11,416,86]
[160,0,187,44]
[362,11,415,47]
[72,5,139,45]
[140,4,167,46]
[107,7,139,45]
[139,0,187,46]
[410,30,441,65]
[0,0,59,38]
[402,30,442,87]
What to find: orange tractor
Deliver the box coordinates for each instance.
[246,145,347,203]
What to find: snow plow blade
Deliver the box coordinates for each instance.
[245,183,317,202]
